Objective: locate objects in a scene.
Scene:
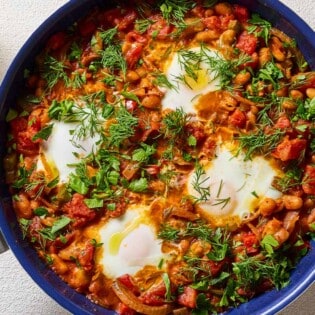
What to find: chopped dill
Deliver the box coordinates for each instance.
[236,129,284,161]
[108,106,139,148]
[161,107,189,138]
[42,55,70,90]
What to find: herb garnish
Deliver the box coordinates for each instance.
[161,107,189,139]
[247,14,272,44]
[190,163,211,203]
[107,106,139,148]
[32,124,54,141]
[42,55,70,90]
[236,129,284,161]
[159,0,195,26]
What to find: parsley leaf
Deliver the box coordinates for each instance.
[32,124,54,141]
[50,216,71,234]
[261,235,279,255]
[247,14,272,44]
[128,178,148,192]
[132,143,156,163]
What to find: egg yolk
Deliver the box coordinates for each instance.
[184,68,209,91]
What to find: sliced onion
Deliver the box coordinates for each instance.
[172,307,189,315]
[112,280,173,315]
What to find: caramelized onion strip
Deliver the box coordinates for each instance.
[112,280,173,315]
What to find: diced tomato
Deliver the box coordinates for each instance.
[177,286,197,309]
[203,14,234,31]
[28,216,43,240]
[145,165,161,176]
[27,115,42,138]
[125,44,143,68]
[272,138,307,161]
[220,14,235,29]
[49,232,76,254]
[46,31,67,51]
[10,117,28,139]
[191,5,206,18]
[117,274,140,296]
[242,232,259,254]
[63,193,97,228]
[125,31,147,44]
[11,114,43,155]
[139,282,167,306]
[117,10,137,31]
[101,8,137,31]
[102,8,123,26]
[293,120,312,138]
[274,116,291,129]
[233,5,249,23]
[116,303,136,315]
[78,18,97,37]
[185,121,206,144]
[137,110,161,141]
[148,19,174,40]
[236,31,258,55]
[240,52,259,70]
[228,109,246,128]
[107,199,127,218]
[200,137,216,159]
[203,16,221,30]
[125,99,138,112]
[236,287,252,297]
[16,132,39,155]
[206,259,226,277]
[78,242,95,271]
[302,165,315,195]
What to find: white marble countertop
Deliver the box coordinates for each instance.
[0,1,314,314]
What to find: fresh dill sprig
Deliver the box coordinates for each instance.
[158,0,195,36]
[135,19,154,34]
[158,223,180,241]
[48,99,105,143]
[161,107,189,138]
[42,55,70,90]
[176,48,203,83]
[201,46,251,89]
[108,106,139,148]
[232,255,290,290]
[70,102,104,142]
[68,42,82,61]
[99,45,127,76]
[153,72,178,91]
[236,129,284,161]
[70,71,86,88]
[274,163,303,193]
[98,27,118,46]
[24,172,47,199]
[159,0,195,25]
[211,197,231,210]
[251,93,283,126]
[190,163,211,203]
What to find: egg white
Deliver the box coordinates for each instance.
[37,120,99,183]
[161,46,221,115]
[188,142,283,225]
[99,205,166,279]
